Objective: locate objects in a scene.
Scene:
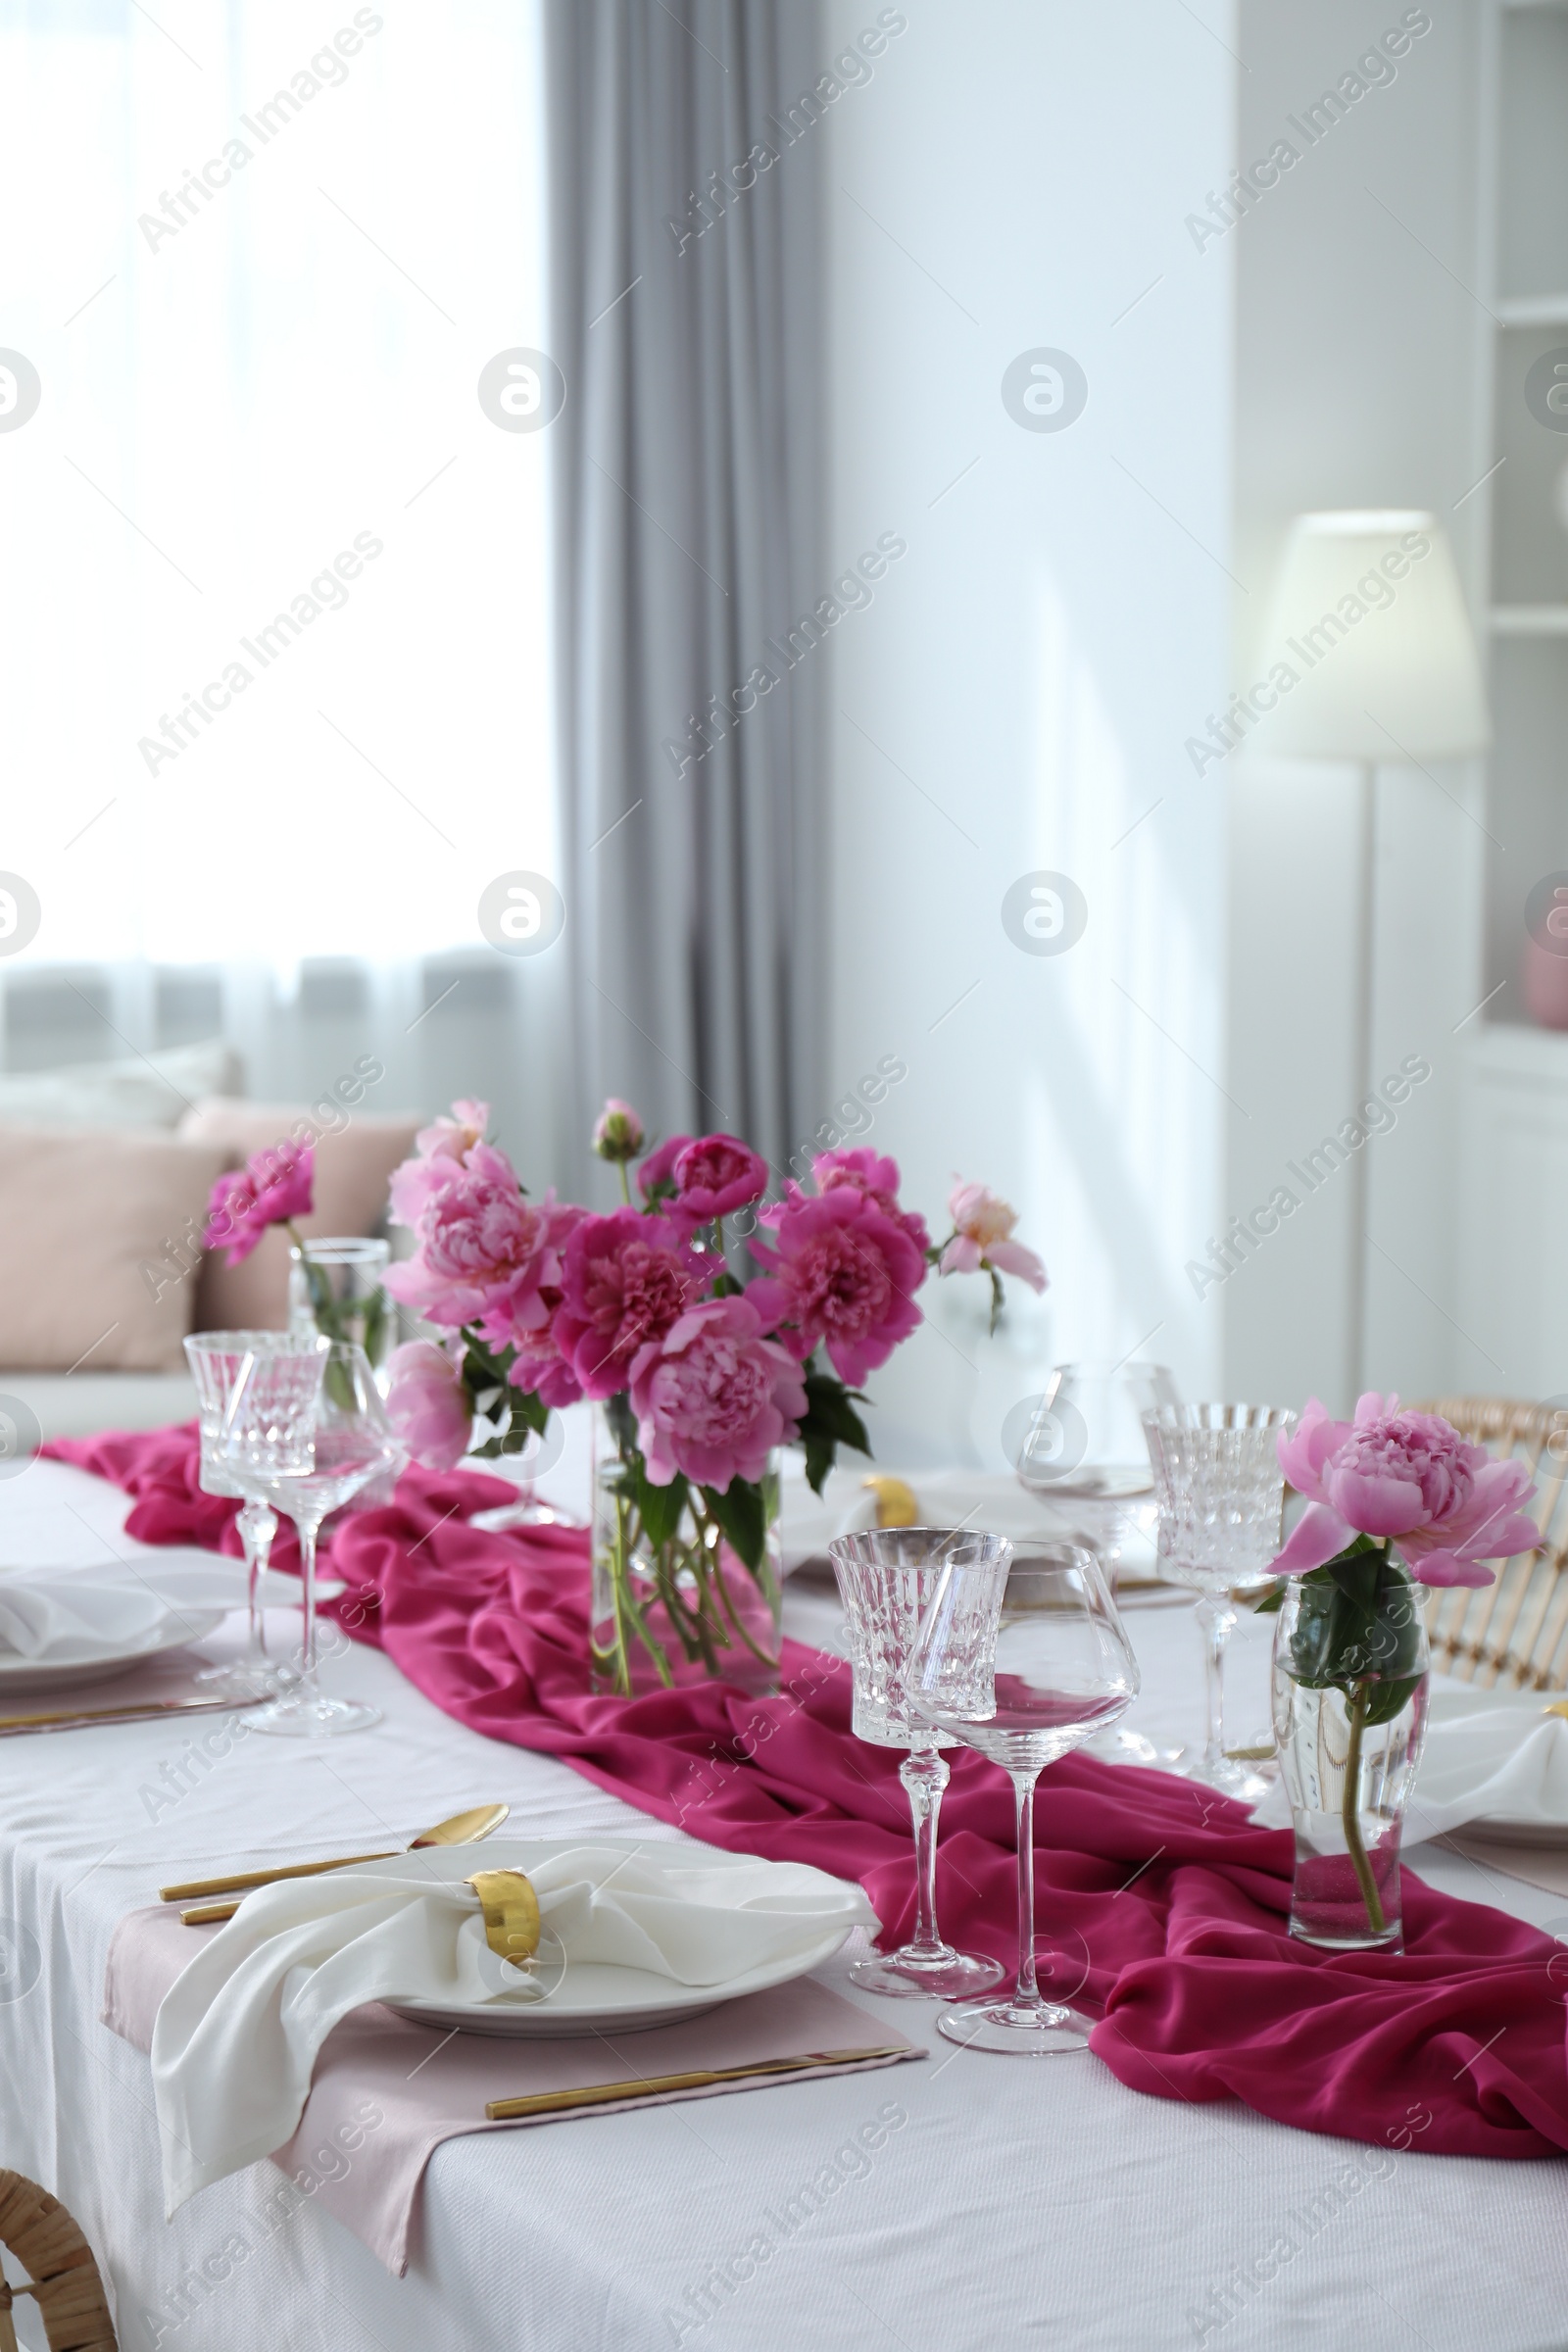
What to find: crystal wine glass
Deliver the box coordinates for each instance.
[906,1541,1139,2053]
[1007,1361,1177,1765]
[221,1340,402,1739]
[183,1330,302,1699]
[828,1529,1008,2000]
[1142,1403,1297,1798]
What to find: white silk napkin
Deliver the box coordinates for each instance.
[0,1560,242,1662]
[150,1840,878,2211]
[1251,1679,1568,1841]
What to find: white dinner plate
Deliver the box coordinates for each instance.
[384,1837,858,2038]
[1465,1814,1568,1850]
[0,1611,227,1697]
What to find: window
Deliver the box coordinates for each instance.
[0,0,554,977]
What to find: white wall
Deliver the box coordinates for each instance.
[821,0,1236,1464]
[1224,0,1489,1415]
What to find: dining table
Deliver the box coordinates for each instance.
[1,1450,1566,2352]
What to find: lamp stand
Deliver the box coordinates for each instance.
[1346,759,1377,1407]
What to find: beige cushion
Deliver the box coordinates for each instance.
[0,1039,242,1130]
[178,1099,423,1331]
[0,1124,229,1371]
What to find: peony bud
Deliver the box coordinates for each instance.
[592,1099,647,1164]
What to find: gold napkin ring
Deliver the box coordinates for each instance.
[467,1869,541,1966]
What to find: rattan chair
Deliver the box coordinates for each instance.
[0,2173,116,2352]
[1418,1396,1568,1690]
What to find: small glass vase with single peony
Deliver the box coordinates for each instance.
[1261,1394,1540,1951]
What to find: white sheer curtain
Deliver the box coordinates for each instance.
[0,0,563,1168]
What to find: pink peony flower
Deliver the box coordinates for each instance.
[507,1338,583,1412]
[551,1207,701,1398]
[939,1180,1047,1293]
[1274,1392,1541,1589]
[671,1133,769,1224]
[385,1341,472,1471]
[592,1098,647,1164]
[416,1099,489,1162]
[203,1140,315,1266]
[389,1100,491,1228]
[747,1189,925,1384]
[630,1295,807,1489]
[637,1135,692,1202]
[810,1148,931,1255]
[384,1142,568,1339]
[471,1191,585,1360]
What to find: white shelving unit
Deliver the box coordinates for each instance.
[1475,0,1568,1013]
[1457,3,1568,1396]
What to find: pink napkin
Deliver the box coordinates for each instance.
[60,1425,1568,2162]
[103,1904,921,2275]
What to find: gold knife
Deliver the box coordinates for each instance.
[0,1695,253,1739]
[485,2045,914,2120]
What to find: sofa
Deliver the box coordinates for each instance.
[0,1041,422,1449]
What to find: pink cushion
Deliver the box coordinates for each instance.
[178,1099,423,1331]
[0,1123,230,1371]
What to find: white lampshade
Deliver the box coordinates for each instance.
[1260,510,1489,760]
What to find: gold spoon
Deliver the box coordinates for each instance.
[160,1804,511,1912]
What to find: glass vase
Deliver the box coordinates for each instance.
[288,1237,392,1378]
[1270,1556,1429,1953]
[590,1397,782,1698]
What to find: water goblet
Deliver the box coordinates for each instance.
[828,1529,1008,2000]
[1142,1403,1297,1798]
[221,1340,403,1739]
[183,1330,305,1698]
[906,1541,1139,2053]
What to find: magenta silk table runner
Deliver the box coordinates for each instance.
[50,1427,1568,2162]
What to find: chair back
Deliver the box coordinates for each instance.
[0,2172,117,2351]
[1418,1396,1568,1690]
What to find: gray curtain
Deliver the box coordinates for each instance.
[544,0,825,1191]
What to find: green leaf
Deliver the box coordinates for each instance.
[701,1477,766,1574]
[1362,1672,1425,1730]
[460,1325,515,1401]
[635,1464,690,1550]
[603,1389,639,1457]
[506,1385,550,1438]
[1286,1542,1425,1696]
[360,1286,388,1366]
[796,1366,872,1497]
[1251,1581,1286,1615]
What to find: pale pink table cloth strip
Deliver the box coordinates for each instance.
[103,1906,923,2275]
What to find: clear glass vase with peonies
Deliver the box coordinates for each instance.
[1263,1393,1541,1950]
[381,1097,1046,1697]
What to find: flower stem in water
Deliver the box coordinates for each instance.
[1343,1681,1385,1936]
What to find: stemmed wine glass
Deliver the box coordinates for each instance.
[906,1541,1139,2053]
[221,1340,403,1739]
[1007,1359,1178,1766]
[183,1330,300,1698]
[1007,1360,1178,1570]
[828,1529,1007,2000]
[1142,1403,1296,1798]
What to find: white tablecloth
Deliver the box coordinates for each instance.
[0,1459,1565,2352]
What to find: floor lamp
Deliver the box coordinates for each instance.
[1260,511,1489,1402]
